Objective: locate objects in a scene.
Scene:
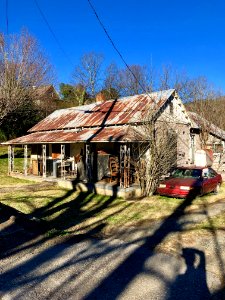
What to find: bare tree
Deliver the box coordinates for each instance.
[104,62,156,98]
[132,125,177,196]
[0,30,53,125]
[117,64,149,96]
[72,52,104,99]
[158,64,174,90]
[157,66,224,146]
[183,77,222,147]
[130,102,178,196]
[103,62,121,99]
[145,61,156,93]
[155,65,219,104]
[103,62,119,90]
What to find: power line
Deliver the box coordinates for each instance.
[87,0,193,154]
[86,1,186,119]
[33,0,73,65]
[87,0,151,98]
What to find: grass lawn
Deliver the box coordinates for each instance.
[0,187,183,236]
[0,145,36,186]
[1,145,225,237]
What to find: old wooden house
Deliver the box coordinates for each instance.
[3,89,201,197]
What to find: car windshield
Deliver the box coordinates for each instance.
[171,168,202,178]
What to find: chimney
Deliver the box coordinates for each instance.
[96,92,106,103]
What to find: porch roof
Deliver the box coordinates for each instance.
[3,126,146,145]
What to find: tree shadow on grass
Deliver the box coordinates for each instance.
[37,192,119,232]
[0,187,133,299]
[0,187,121,258]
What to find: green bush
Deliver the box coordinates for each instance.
[0,130,7,142]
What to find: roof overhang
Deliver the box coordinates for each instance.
[2,126,147,145]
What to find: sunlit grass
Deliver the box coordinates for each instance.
[0,187,183,235]
[1,145,225,236]
[0,175,37,186]
[193,214,225,231]
[0,157,35,186]
[1,179,225,236]
[204,213,225,229]
[0,157,24,174]
[0,146,35,186]
[0,189,67,214]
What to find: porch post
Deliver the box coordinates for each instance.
[8,145,14,174]
[120,144,126,188]
[85,143,91,182]
[24,144,28,176]
[127,144,131,188]
[42,144,47,178]
[61,144,65,179]
[190,134,195,164]
[120,144,130,188]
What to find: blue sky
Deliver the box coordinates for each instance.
[0,0,225,93]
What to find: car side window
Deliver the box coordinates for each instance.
[208,168,216,178]
[192,169,201,178]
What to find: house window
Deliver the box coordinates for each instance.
[213,143,223,153]
[169,102,174,115]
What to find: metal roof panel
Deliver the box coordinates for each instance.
[4,126,146,145]
[29,89,175,132]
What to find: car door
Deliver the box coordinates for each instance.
[201,168,211,194]
[208,168,219,192]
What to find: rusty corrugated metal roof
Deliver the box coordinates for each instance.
[29,89,175,132]
[4,126,146,145]
[188,111,225,140]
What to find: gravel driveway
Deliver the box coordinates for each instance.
[1,207,225,300]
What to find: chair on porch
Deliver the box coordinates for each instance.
[68,155,78,177]
[109,156,119,183]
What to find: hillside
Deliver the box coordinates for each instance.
[185,96,225,130]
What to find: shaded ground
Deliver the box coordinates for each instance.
[1,182,225,299]
[1,231,222,300]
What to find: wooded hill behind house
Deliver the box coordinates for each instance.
[185,96,225,130]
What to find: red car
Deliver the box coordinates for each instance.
[157,166,222,199]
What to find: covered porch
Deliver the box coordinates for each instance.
[5,126,146,197]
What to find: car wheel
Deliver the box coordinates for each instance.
[214,184,220,194]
